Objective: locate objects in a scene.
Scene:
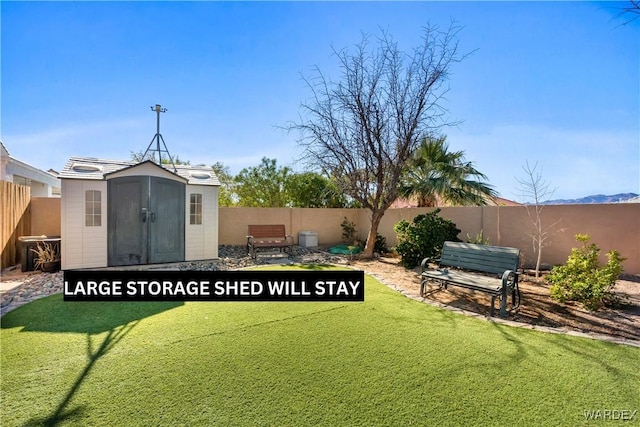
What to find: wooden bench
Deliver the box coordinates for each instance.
[247,224,294,259]
[420,241,521,318]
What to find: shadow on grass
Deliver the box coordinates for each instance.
[1,294,182,334]
[22,324,139,426]
[489,320,639,399]
[1,295,183,426]
[294,263,338,270]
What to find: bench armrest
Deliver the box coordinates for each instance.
[285,235,294,244]
[420,257,432,274]
[501,270,518,288]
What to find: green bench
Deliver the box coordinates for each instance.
[420,241,521,318]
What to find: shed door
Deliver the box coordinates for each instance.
[149,176,185,264]
[108,176,147,266]
[108,176,185,266]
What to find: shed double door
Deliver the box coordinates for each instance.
[108,176,185,266]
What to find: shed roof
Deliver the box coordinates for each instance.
[59,156,220,186]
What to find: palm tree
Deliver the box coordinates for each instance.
[400,136,497,207]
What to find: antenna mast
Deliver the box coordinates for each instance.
[142,104,177,172]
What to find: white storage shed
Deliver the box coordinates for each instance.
[59,157,219,269]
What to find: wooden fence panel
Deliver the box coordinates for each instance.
[1,181,31,269]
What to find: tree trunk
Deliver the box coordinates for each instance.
[362,208,385,258]
[535,238,543,279]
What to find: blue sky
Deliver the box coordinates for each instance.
[2,1,638,201]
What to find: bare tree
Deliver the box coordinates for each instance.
[613,0,640,27]
[515,161,564,278]
[288,24,465,258]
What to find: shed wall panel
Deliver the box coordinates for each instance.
[61,180,107,269]
[185,186,218,261]
[204,186,219,259]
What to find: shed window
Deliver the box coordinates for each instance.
[190,193,202,225]
[85,190,101,226]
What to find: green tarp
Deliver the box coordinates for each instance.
[328,244,362,255]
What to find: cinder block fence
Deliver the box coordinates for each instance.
[7,196,640,275]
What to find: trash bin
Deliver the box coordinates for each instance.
[298,231,318,248]
[18,236,61,272]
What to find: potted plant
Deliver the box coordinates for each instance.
[31,242,61,273]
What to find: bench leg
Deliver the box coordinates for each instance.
[489,294,508,318]
[499,286,508,318]
[420,279,427,297]
[491,286,520,318]
[511,282,521,310]
[420,279,446,297]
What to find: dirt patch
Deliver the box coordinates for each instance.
[349,256,640,343]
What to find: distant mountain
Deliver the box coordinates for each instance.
[541,193,639,205]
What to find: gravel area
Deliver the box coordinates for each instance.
[179,245,347,271]
[0,271,64,316]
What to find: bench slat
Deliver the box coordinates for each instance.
[248,224,287,239]
[442,241,520,254]
[440,257,516,275]
[440,242,519,274]
[253,241,290,247]
[441,249,518,262]
[422,269,502,293]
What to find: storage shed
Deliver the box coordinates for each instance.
[59,157,219,269]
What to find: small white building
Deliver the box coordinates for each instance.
[1,142,61,197]
[59,156,219,270]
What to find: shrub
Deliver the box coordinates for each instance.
[547,234,624,311]
[374,234,388,254]
[340,217,357,243]
[393,209,461,268]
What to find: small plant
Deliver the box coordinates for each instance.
[393,209,461,268]
[340,217,357,243]
[374,233,388,254]
[31,242,60,271]
[547,234,625,311]
[466,230,490,245]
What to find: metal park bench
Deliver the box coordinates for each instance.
[247,224,294,259]
[420,241,521,318]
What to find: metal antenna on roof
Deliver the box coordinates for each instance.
[142,104,177,173]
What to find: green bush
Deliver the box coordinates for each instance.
[547,234,624,311]
[374,234,389,254]
[340,217,357,243]
[393,209,461,268]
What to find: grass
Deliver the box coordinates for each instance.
[1,265,639,426]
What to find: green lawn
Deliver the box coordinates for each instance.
[1,266,638,426]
